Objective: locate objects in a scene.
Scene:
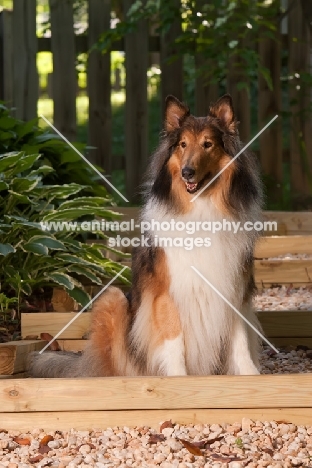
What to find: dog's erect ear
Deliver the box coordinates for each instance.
[209,94,236,132]
[165,95,190,132]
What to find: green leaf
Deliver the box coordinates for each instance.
[7,190,33,205]
[67,287,91,307]
[0,243,16,256]
[25,235,67,251]
[0,115,16,130]
[32,184,84,201]
[55,253,92,265]
[42,207,119,222]
[0,181,9,191]
[59,197,115,209]
[11,153,41,175]
[23,242,49,255]
[28,165,54,177]
[0,152,22,173]
[16,118,37,140]
[45,272,75,290]
[11,177,40,193]
[66,265,103,285]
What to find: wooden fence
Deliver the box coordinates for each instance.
[0,0,311,202]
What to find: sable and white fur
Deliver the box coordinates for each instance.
[29,94,263,378]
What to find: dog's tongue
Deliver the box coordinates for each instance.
[186,182,197,191]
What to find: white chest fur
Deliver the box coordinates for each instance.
[143,198,256,374]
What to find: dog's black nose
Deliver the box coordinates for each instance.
[182,166,195,180]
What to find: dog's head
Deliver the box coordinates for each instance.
[165,94,238,195]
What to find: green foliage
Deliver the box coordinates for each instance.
[0,293,18,321]
[0,106,131,314]
[235,437,244,449]
[0,149,130,312]
[0,103,108,198]
[97,0,278,90]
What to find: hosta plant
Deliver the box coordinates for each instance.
[0,151,130,315]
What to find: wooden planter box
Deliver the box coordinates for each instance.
[1,375,312,431]
[1,210,311,431]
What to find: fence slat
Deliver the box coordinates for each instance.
[88,0,112,173]
[160,0,183,117]
[288,1,312,199]
[0,11,13,105]
[194,0,219,116]
[227,49,250,143]
[258,28,282,204]
[12,0,38,120]
[124,0,149,202]
[49,0,76,141]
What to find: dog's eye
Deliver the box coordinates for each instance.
[180,141,186,148]
[203,141,212,149]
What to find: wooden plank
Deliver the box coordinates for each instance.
[259,311,312,338]
[88,0,112,173]
[106,209,312,235]
[49,0,76,141]
[0,341,46,375]
[1,375,312,412]
[124,0,149,202]
[258,25,282,204]
[160,0,183,116]
[21,312,90,339]
[2,408,312,431]
[0,10,13,104]
[0,372,28,380]
[12,0,38,120]
[255,259,312,285]
[21,310,312,341]
[255,235,312,257]
[58,339,87,352]
[263,211,312,235]
[268,337,312,348]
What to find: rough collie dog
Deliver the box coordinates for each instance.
[29,94,263,378]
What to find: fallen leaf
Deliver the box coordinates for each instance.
[28,454,43,463]
[210,453,246,462]
[262,447,274,456]
[160,420,173,432]
[40,435,54,446]
[38,445,51,455]
[276,420,291,424]
[13,437,31,445]
[286,283,293,295]
[191,440,208,448]
[148,434,165,444]
[179,439,203,456]
[24,335,39,340]
[40,333,61,351]
[207,435,225,444]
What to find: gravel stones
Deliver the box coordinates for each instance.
[1,420,312,468]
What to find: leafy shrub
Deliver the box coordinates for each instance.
[0,106,130,314]
[0,103,107,197]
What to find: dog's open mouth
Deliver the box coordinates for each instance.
[184,173,212,194]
